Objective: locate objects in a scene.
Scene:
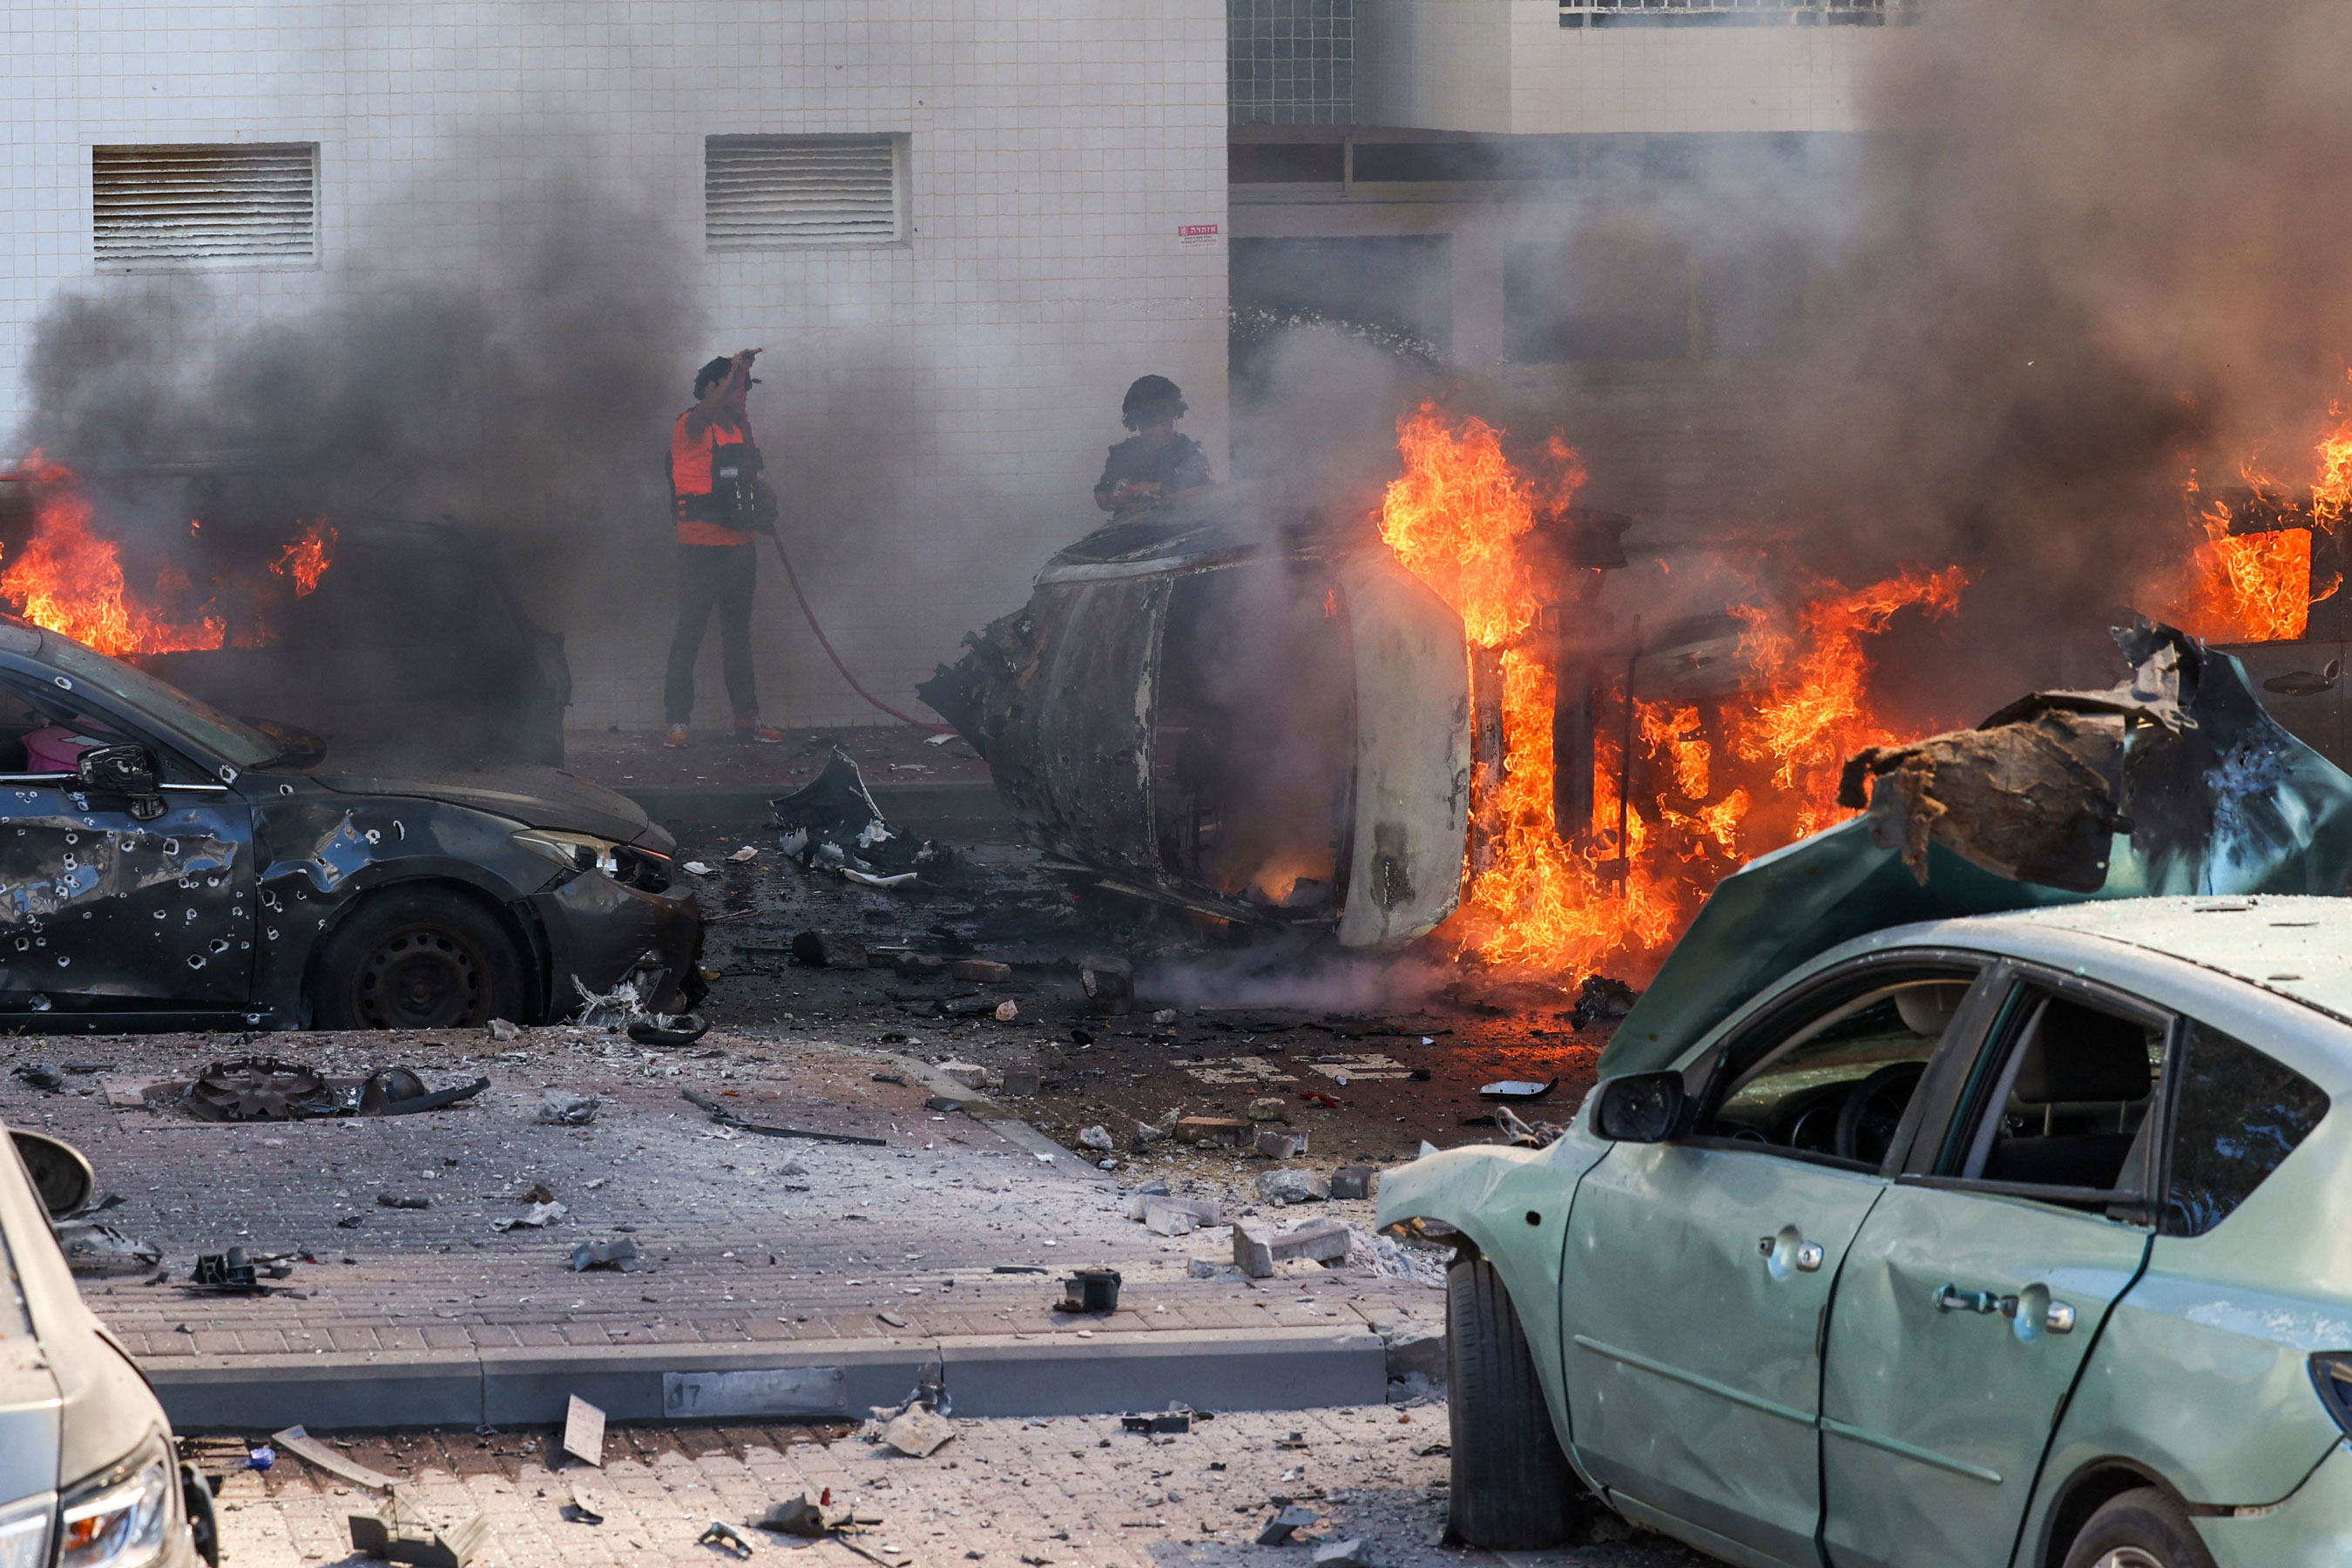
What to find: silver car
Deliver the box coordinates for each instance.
[2,1121,210,1568]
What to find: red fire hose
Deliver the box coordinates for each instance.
[765,532,954,733]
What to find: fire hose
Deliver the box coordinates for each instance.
[764,531,954,733]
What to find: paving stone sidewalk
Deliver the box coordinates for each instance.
[1,1025,1446,1368]
[189,1403,1711,1568]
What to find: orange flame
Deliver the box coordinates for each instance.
[272,520,336,597]
[1,455,335,655]
[1377,404,1966,978]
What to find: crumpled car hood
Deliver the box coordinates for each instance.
[309,765,672,854]
[1603,623,2352,1077]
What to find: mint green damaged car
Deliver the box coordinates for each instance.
[1382,893,2352,1568]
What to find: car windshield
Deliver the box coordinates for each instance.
[37,636,279,769]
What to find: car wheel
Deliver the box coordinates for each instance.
[1447,1254,1587,1548]
[311,889,525,1030]
[2061,1487,2220,1568]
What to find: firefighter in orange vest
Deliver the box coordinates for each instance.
[664,348,783,747]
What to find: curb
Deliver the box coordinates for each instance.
[146,1326,1389,1433]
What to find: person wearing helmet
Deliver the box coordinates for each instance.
[663,348,784,749]
[1093,375,1212,517]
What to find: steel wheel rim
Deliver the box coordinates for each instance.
[355,927,483,1029]
[2094,1549,2167,1568]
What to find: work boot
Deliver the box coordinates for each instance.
[662,724,689,749]
[734,718,786,745]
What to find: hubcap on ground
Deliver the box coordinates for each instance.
[2094,1550,2167,1568]
[355,927,483,1028]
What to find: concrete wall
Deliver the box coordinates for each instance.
[1,1,1229,733]
[1359,0,1905,134]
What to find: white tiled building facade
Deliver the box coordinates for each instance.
[1,1,1229,731]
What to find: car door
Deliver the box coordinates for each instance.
[1564,956,1995,1565]
[1819,965,2160,1568]
[0,671,257,1013]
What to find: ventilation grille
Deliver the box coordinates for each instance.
[706,135,903,250]
[93,144,318,267]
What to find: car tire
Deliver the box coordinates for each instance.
[311,888,526,1031]
[1447,1254,1586,1549]
[2060,1487,2220,1568]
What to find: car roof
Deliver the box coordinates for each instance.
[1913,895,2352,1027]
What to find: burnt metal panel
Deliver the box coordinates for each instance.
[1337,557,1471,948]
[987,578,1171,878]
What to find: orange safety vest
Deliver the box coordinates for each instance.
[669,409,757,546]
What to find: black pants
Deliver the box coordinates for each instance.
[665,542,758,724]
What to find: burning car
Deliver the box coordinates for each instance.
[1378,631,2352,1567]
[0,619,697,1031]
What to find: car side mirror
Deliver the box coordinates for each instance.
[10,1128,94,1220]
[76,744,166,820]
[1593,1071,1687,1143]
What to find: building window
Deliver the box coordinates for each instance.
[704,135,908,251]
[92,143,318,270]
[1230,0,1354,126]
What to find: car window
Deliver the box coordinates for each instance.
[1701,972,1978,1165]
[1936,983,2166,1204]
[0,672,212,785]
[2164,1021,2329,1238]
[35,636,276,769]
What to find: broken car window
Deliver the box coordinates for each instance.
[36,635,276,769]
[1706,976,1974,1164]
[2164,1021,2329,1238]
[1942,987,2166,1203]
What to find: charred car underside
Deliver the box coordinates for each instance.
[0,622,699,1033]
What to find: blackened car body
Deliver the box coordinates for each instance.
[0,622,700,1031]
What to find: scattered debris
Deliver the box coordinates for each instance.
[570,1238,639,1273]
[773,747,950,882]
[536,1091,601,1125]
[894,951,949,977]
[1257,1505,1319,1545]
[1477,1078,1557,1101]
[1078,954,1133,1015]
[753,1496,831,1538]
[938,1061,989,1088]
[186,1058,334,1119]
[489,1201,567,1232]
[564,1484,605,1525]
[1329,1165,1377,1200]
[1568,976,1639,1031]
[993,999,1020,1022]
[1247,1097,1290,1123]
[376,1193,431,1210]
[698,1519,754,1558]
[680,1088,888,1146]
[572,977,645,1028]
[1254,1130,1308,1160]
[1133,1194,1218,1237]
[999,1060,1042,1098]
[246,1446,275,1471]
[627,1013,711,1047]
[562,1395,605,1467]
[951,958,1012,983]
[274,1424,398,1492]
[926,1094,970,1112]
[1314,1538,1369,1566]
[1121,1411,1192,1434]
[1077,1125,1113,1152]
[348,1494,490,1568]
[793,929,871,969]
[1176,1116,1250,1145]
[728,844,760,863]
[683,862,716,877]
[10,1064,63,1092]
[880,1404,956,1458]
[1256,1168,1331,1206]
[486,1018,522,1042]
[1233,1217,1349,1277]
[57,1220,160,1276]
[188,1250,267,1294]
[1057,1267,1122,1315]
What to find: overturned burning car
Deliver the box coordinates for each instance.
[0,620,698,1031]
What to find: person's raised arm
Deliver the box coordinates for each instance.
[685,348,760,436]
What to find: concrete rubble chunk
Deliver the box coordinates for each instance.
[1151,1007,1179,1026]
[1177,1116,1250,1145]
[1233,1220,1274,1277]
[893,951,949,977]
[1254,1129,1308,1160]
[792,929,869,970]
[1329,1165,1376,1200]
[486,1017,521,1042]
[1078,1125,1113,1151]
[950,958,1012,983]
[1314,1538,1369,1567]
[537,1091,600,1125]
[880,1405,957,1457]
[1256,1167,1331,1206]
[1247,1097,1290,1123]
[570,1237,639,1273]
[938,1060,989,1088]
[1079,953,1134,1015]
[1257,1505,1319,1545]
[999,1060,1042,1098]
[1142,1203,1197,1237]
[1382,1325,1448,1384]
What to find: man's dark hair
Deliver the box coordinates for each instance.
[1121,374,1186,430]
[694,356,736,399]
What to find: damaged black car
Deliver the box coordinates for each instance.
[0,620,700,1032]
